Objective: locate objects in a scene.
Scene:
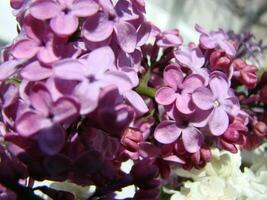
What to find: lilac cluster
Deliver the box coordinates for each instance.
[0,0,266,199]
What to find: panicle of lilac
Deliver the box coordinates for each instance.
[0,0,266,199]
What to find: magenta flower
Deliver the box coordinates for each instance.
[30,0,99,37]
[192,72,239,135]
[15,83,80,155]
[155,64,204,115]
[195,24,236,56]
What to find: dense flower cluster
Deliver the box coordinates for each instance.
[0,0,266,199]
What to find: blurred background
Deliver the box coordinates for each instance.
[1,0,267,63]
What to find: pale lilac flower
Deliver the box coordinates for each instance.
[30,0,99,36]
[175,46,209,80]
[155,64,204,115]
[195,24,236,56]
[156,29,183,48]
[53,46,133,114]
[192,72,239,135]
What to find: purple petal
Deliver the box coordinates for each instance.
[155,87,176,105]
[115,22,137,53]
[115,0,139,21]
[37,124,65,155]
[11,39,39,59]
[218,40,236,57]
[163,64,183,90]
[0,60,20,81]
[176,93,194,115]
[103,70,133,93]
[82,12,114,42]
[30,83,52,116]
[124,90,148,114]
[52,97,79,124]
[71,0,99,17]
[50,12,79,36]
[53,59,86,80]
[154,121,181,144]
[163,155,185,164]
[86,46,115,75]
[30,0,61,20]
[209,74,229,100]
[1,83,18,108]
[37,45,59,65]
[137,22,151,47]
[208,107,229,136]
[182,127,203,153]
[182,74,204,94]
[74,81,99,115]
[15,111,51,137]
[21,61,52,81]
[192,87,214,110]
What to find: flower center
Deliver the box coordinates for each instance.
[213,99,220,107]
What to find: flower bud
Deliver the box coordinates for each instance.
[253,121,267,138]
[218,139,238,153]
[121,128,143,152]
[209,49,231,72]
[200,147,212,162]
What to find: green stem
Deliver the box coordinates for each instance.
[134,85,156,98]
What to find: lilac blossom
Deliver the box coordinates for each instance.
[15,83,80,155]
[30,0,99,36]
[155,64,204,115]
[192,72,239,135]
[195,24,236,56]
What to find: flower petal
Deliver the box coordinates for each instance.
[30,0,61,20]
[124,90,148,114]
[86,46,115,75]
[163,64,183,90]
[155,87,176,105]
[209,107,229,136]
[176,93,195,115]
[11,39,39,59]
[182,74,204,94]
[209,73,229,100]
[0,60,20,81]
[37,124,65,155]
[50,12,79,36]
[114,22,137,53]
[15,111,51,137]
[154,121,181,144]
[182,127,203,153]
[21,61,52,81]
[71,0,99,17]
[137,22,151,47]
[74,81,100,115]
[192,87,214,110]
[52,96,80,124]
[82,12,114,42]
[103,71,133,93]
[53,59,86,80]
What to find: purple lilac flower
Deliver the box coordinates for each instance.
[30,0,99,37]
[155,64,204,115]
[15,83,79,155]
[192,72,239,135]
[195,24,236,56]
